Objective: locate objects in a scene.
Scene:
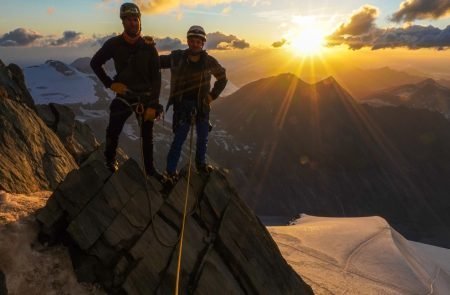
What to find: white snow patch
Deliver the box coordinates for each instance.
[269,215,450,294]
[123,123,139,141]
[79,107,108,119]
[24,63,101,104]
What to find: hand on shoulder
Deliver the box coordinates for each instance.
[143,36,155,46]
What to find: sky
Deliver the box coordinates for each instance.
[1,0,450,79]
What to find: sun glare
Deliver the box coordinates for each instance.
[286,16,329,56]
[290,27,326,55]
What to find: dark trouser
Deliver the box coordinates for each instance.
[166,101,209,174]
[105,98,155,174]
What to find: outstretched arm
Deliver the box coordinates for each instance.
[148,46,162,106]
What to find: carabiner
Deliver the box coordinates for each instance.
[135,103,144,115]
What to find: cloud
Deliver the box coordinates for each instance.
[206,31,250,50]
[391,0,450,22]
[0,28,43,47]
[328,25,450,50]
[372,25,450,50]
[132,0,244,14]
[93,33,119,46]
[49,31,83,46]
[272,38,287,48]
[327,4,450,50]
[154,37,187,51]
[332,5,379,36]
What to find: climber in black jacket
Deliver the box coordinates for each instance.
[90,3,162,179]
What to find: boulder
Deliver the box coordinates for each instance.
[35,103,100,164]
[0,60,35,111]
[0,94,78,194]
[37,159,313,294]
[0,59,78,193]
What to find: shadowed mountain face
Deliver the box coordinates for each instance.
[363,78,450,118]
[210,73,450,247]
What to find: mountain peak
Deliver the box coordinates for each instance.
[316,76,338,86]
[273,72,305,83]
[45,60,75,76]
[418,78,438,87]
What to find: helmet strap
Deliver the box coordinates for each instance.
[186,48,205,56]
[122,30,141,44]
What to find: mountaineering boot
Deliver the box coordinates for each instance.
[196,162,213,174]
[146,166,164,183]
[162,171,179,188]
[105,159,119,173]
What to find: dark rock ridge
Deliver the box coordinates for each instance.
[36,103,100,164]
[37,157,312,294]
[0,269,7,295]
[211,73,450,247]
[0,59,78,193]
[362,78,450,118]
[0,60,35,111]
[45,60,75,76]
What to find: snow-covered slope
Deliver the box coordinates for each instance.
[269,215,450,294]
[0,190,104,294]
[23,60,114,105]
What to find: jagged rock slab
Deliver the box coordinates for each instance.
[36,103,100,164]
[0,93,78,194]
[37,158,313,294]
[0,60,35,111]
[0,59,78,193]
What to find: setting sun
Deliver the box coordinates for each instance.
[285,16,329,56]
[290,27,327,55]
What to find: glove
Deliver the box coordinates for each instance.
[143,107,157,121]
[204,94,214,105]
[110,82,128,95]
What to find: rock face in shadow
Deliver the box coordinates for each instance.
[363,78,450,118]
[0,61,78,194]
[0,269,7,295]
[0,60,35,111]
[211,73,450,247]
[36,103,100,164]
[36,158,312,294]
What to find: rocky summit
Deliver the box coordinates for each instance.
[36,103,100,164]
[0,60,78,194]
[36,155,312,294]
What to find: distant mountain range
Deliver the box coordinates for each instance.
[335,67,426,99]
[19,59,450,247]
[362,78,450,118]
[210,73,450,247]
[24,58,238,107]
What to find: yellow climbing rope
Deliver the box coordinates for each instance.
[174,110,196,295]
